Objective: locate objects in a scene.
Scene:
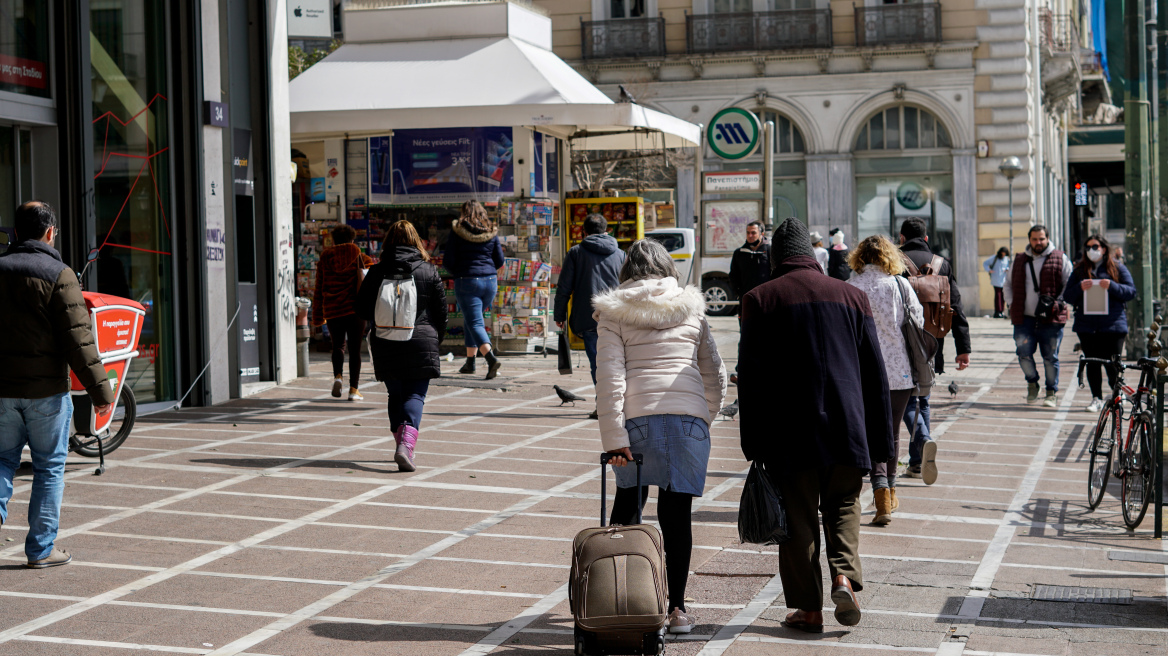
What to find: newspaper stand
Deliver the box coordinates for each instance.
[69,292,145,474]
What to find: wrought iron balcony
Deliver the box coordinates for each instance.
[581,17,666,60]
[686,10,832,54]
[854,3,941,47]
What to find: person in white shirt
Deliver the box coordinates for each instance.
[810,231,829,273]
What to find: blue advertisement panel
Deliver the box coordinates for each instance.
[368,136,392,202]
[370,127,514,204]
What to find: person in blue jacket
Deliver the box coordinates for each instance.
[983,247,1010,318]
[444,201,506,380]
[1061,234,1137,412]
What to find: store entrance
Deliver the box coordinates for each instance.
[236,194,261,386]
[0,124,33,245]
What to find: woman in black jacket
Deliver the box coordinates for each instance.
[357,220,448,472]
[443,200,505,379]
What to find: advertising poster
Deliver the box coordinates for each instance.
[310,177,326,202]
[703,201,760,253]
[378,127,514,204]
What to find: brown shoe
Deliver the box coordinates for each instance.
[782,609,823,633]
[889,488,899,513]
[872,488,892,526]
[830,575,861,626]
[27,548,72,569]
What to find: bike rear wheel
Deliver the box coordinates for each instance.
[1087,400,1118,510]
[1120,413,1154,529]
[71,386,136,458]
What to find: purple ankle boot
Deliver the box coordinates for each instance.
[395,425,418,472]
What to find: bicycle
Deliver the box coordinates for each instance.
[1078,353,1160,528]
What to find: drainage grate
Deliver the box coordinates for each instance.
[1031,585,1133,605]
[1108,550,1168,565]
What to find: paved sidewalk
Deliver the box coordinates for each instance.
[0,318,1164,655]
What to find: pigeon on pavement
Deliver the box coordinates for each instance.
[719,400,739,420]
[948,381,959,398]
[554,385,585,406]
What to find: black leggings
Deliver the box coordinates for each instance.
[1079,332,1126,399]
[611,486,693,613]
[327,315,365,389]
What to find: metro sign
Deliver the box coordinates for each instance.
[707,108,760,160]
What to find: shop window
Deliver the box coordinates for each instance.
[854,105,955,264]
[90,0,174,404]
[0,1,50,99]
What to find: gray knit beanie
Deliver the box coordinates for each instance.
[770,217,815,264]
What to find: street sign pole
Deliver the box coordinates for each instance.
[763,121,774,230]
[693,125,704,289]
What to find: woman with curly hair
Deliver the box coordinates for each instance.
[846,234,923,526]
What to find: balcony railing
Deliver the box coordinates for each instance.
[686,10,832,54]
[581,17,666,60]
[854,3,941,47]
[1038,9,1079,52]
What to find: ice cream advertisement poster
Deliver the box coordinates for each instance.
[703,200,761,254]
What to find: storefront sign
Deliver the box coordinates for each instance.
[203,101,229,127]
[707,108,760,160]
[704,171,761,192]
[703,200,761,253]
[233,129,254,196]
[287,0,332,39]
[370,127,514,205]
[1074,182,1089,206]
[0,54,47,90]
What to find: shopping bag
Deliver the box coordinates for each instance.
[557,331,572,375]
[738,461,790,545]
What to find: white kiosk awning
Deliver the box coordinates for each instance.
[289,4,699,149]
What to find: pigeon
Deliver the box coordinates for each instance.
[719,400,739,420]
[618,84,636,104]
[554,385,585,406]
[948,381,959,398]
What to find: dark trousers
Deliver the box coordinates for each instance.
[993,287,1005,315]
[773,465,864,611]
[1078,332,1126,399]
[384,378,430,431]
[328,315,365,389]
[580,329,599,384]
[611,486,693,612]
[871,389,913,489]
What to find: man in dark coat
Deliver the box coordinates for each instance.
[728,221,770,300]
[897,217,971,484]
[553,214,625,418]
[0,201,115,569]
[738,217,893,632]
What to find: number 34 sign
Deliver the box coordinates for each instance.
[707,108,760,160]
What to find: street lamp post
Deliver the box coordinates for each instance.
[999,156,1023,254]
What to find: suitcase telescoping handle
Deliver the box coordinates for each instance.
[600,452,644,527]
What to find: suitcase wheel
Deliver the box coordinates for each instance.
[642,629,665,655]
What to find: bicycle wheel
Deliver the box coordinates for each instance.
[71,386,137,458]
[1087,400,1118,510]
[1120,413,1155,529]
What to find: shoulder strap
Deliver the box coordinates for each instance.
[1026,257,1040,292]
[900,252,921,277]
[928,255,944,276]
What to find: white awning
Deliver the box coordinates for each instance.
[289,37,699,150]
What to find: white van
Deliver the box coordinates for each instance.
[644,228,736,316]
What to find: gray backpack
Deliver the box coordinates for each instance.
[373,263,417,341]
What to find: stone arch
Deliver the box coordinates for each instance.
[835,88,971,153]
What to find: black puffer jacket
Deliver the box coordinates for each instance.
[729,239,770,297]
[0,240,114,403]
[356,245,448,380]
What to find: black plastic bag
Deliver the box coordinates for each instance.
[738,461,790,545]
[558,331,572,375]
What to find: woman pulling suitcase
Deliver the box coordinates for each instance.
[592,239,728,634]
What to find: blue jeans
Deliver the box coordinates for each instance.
[384,378,430,431]
[580,329,599,384]
[905,394,932,468]
[454,276,498,349]
[1014,317,1064,392]
[0,393,74,561]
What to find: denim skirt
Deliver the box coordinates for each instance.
[614,414,711,496]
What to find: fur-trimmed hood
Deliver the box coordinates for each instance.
[592,276,706,329]
[451,220,498,243]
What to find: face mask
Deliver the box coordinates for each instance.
[1086,249,1103,263]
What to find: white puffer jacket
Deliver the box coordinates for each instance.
[592,277,728,451]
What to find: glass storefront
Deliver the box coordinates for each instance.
[0,1,50,99]
[91,0,174,404]
[0,124,31,237]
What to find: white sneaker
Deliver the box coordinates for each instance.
[667,608,695,634]
[1086,397,1103,413]
[1043,391,1058,408]
[331,378,343,398]
[348,387,364,401]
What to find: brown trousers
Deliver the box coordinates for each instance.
[773,464,864,611]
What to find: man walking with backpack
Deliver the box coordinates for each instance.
[554,214,625,419]
[1002,225,1072,407]
[898,218,971,484]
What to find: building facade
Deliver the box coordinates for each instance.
[536,0,1091,314]
[0,0,294,410]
